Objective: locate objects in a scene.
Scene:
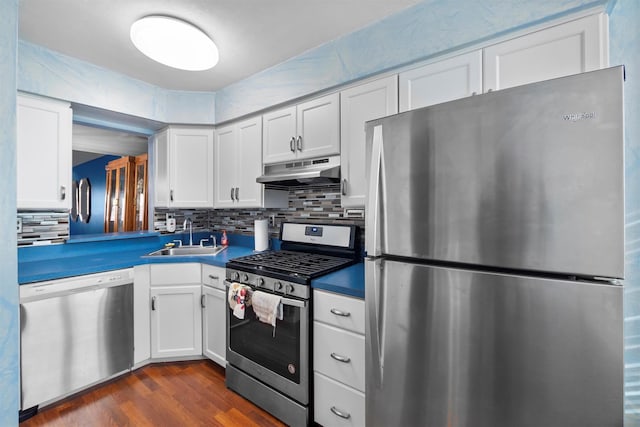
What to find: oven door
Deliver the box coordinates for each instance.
[225,280,310,405]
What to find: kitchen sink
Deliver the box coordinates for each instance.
[145,245,227,257]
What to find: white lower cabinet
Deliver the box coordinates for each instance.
[202,264,227,367]
[150,285,203,358]
[314,372,365,427]
[149,264,203,359]
[313,289,365,426]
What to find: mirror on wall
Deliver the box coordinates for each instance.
[71,123,149,236]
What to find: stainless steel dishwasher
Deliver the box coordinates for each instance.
[20,268,134,411]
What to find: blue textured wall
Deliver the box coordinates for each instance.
[215,0,610,122]
[70,155,119,236]
[610,0,640,423]
[18,40,216,125]
[0,0,19,425]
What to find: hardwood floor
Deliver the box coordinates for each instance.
[21,360,286,427]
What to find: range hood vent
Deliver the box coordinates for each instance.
[257,155,340,187]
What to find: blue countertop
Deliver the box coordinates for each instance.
[311,262,364,299]
[18,232,364,298]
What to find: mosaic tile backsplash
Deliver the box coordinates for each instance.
[154,184,365,238]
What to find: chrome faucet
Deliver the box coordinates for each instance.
[183,218,193,246]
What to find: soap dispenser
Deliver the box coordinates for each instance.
[221,230,228,246]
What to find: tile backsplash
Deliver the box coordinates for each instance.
[154,184,365,238]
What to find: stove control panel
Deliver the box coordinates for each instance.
[225,268,310,300]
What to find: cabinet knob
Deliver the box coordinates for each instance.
[230,187,235,201]
[341,179,347,196]
[151,296,157,311]
[170,189,174,202]
[235,187,239,201]
[201,294,206,308]
[60,185,66,201]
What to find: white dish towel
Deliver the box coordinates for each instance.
[251,291,282,336]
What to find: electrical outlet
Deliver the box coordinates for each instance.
[17,217,22,233]
[269,214,276,227]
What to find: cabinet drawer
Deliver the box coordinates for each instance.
[313,322,365,392]
[149,263,201,285]
[202,264,226,290]
[314,290,364,334]
[314,372,365,427]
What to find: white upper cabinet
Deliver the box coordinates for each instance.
[399,50,483,113]
[340,76,398,208]
[153,126,214,208]
[263,93,340,165]
[483,14,608,91]
[214,116,287,209]
[17,93,72,210]
[214,116,273,208]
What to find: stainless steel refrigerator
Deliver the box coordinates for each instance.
[364,66,624,427]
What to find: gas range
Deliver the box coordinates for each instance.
[225,222,359,300]
[224,222,360,426]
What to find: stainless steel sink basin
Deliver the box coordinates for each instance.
[145,245,227,257]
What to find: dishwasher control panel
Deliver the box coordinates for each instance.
[20,268,134,302]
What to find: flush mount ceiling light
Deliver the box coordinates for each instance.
[130,15,219,71]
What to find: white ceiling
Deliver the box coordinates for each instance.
[19,0,422,92]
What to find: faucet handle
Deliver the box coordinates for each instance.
[199,238,209,247]
[172,239,183,247]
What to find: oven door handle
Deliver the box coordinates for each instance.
[225,280,307,308]
[280,297,306,308]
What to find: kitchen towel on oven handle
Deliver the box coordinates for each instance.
[228,282,252,320]
[252,290,283,337]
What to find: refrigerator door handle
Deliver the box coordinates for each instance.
[365,259,384,388]
[366,125,384,256]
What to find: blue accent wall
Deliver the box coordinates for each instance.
[70,155,119,236]
[0,0,19,425]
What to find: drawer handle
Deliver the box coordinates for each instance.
[330,352,351,363]
[330,308,351,317]
[209,275,219,280]
[330,406,351,419]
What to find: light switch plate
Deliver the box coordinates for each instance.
[17,217,22,233]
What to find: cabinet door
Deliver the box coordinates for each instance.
[169,127,214,208]
[483,14,608,92]
[202,285,226,367]
[263,105,297,165]
[152,129,170,208]
[296,93,340,160]
[214,124,238,208]
[236,116,263,208]
[150,285,202,358]
[399,50,482,112]
[340,76,398,208]
[17,94,72,210]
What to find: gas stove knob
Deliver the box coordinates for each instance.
[232,272,240,281]
[242,274,249,282]
[257,278,265,287]
[275,281,283,291]
[286,284,294,294]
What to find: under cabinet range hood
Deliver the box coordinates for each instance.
[256,155,340,186]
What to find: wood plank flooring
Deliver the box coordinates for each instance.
[21,360,286,427]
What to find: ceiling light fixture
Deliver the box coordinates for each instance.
[130,15,219,71]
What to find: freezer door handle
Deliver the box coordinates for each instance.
[366,259,385,388]
[366,125,384,256]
